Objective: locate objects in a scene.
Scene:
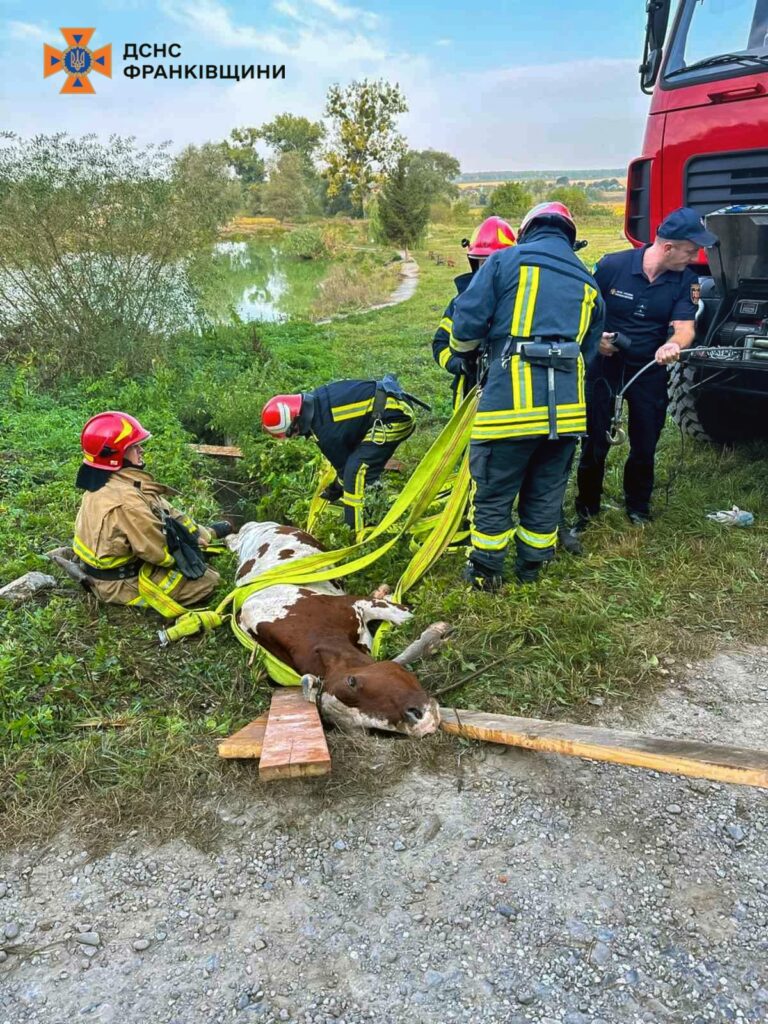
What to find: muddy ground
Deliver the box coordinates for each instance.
[1,647,767,1024]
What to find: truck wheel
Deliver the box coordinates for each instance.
[667,362,714,442]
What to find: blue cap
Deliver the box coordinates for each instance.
[657,207,718,247]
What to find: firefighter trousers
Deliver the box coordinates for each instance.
[468,436,578,577]
[340,435,411,534]
[576,356,668,519]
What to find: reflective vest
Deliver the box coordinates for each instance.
[432,273,478,410]
[450,228,605,442]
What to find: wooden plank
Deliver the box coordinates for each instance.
[217,712,270,759]
[189,443,243,458]
[259,690,331,781]
[439,708,768,789]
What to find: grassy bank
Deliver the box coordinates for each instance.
[2,210,767,846]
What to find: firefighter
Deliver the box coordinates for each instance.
[432,216,516,410]
[450,202,605,589]
[572,207,717,531]
[73,412,230,614]
[261,375,425,537]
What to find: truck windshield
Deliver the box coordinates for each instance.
[664,0,768,83]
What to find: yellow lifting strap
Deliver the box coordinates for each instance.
[161,389,479,680]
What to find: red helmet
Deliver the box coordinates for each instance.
[261,394,303,438]
[81,412,151,471]
[519,202,577,244]
[466,216,517,257]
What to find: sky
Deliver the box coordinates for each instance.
[0,0,655,172]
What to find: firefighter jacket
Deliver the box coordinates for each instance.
[73,467,218,608]
[432,272,478,409]
[294,377,416,476]
[450,227,605,442]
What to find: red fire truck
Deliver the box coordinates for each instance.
[627,0,768,441]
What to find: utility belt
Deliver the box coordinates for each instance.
[367,378,430,446]
[496,336,582,441]
[81,560,140,581]
[500,336,581,372]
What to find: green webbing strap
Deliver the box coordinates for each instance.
[162,389,479,681]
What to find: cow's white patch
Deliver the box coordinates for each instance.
[319,693,440,736]
[238,584,302,634]
[232,521,342,591]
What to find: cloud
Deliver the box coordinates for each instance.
[162,0,387,66]
[307,0,379,28]
[8,20,49,42]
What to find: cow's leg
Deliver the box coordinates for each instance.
[351,597,412,649]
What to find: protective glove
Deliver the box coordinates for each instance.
[320,479,344,502]
[445,354,476,377]
[208,521,234,539]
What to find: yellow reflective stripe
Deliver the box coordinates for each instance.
[364,421,415,444]
[72,536,135,570]
[577,353,585,406]
[439,316,453,333]
[576,283,598,343]
[453,374,465,411]
[522,266,540,336]
[523,361,534,409]
[510,265,529,335]
[438,346,452,369]
[470,529,511,550]
[449,334,480,354]
[510,354,521,410]
[331,399,374,422]
[516,525,558,549]
[384,397,414,414]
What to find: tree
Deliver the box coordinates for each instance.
[262,152,316,221]
[257,113,325,168]
[408,149,461,201]
[223,127,266,186]
[376,154,430,255]
[324,79,408,216]
[487,181,533,222]
[172,143,241,241]
[547,185,591,218]
[555,175,570,186]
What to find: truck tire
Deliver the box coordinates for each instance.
[667,362,714,442]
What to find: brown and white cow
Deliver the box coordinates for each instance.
[226,522,440,737]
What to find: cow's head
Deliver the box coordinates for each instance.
[302,659,440,737]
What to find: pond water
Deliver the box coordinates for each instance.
[193,239,330,324]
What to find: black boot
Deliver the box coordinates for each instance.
[462,563,503,593]
[514,558,543,584]
[558,509,584,556]
[320,479,344,502]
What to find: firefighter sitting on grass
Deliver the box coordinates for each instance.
[432,216,517,411]
[73,411,231,615]
[261,376,427,537]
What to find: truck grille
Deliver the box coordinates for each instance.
[685,149,768,216]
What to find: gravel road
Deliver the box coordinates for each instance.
[1,648,767,1024]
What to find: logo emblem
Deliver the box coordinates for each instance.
[44,28,112,95]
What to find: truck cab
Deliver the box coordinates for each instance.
[627,0,768,441]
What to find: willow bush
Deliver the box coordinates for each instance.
[0,133,239,377]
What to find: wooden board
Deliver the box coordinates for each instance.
[440,708,768,789]
[259,690,331,781]
[189,443,243,458]
[217,712,270,759]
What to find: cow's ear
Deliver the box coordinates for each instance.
[346,675,358,689]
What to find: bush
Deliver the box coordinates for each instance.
[487,182,533,223]
[282,227,328,260]
[0,134,239,378]
[547,185,593,218]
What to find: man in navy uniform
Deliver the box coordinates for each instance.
[573,207,717,530]
[432,216,516,411]
[449,202,605,589]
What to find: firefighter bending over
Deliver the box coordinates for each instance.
[74,412,230,615]
[261,376,426,537]
[450,202,605,589]
[432,216,516,410]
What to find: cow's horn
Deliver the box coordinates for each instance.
[301,673,322,704]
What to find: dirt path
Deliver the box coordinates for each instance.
[2,648,767,1024]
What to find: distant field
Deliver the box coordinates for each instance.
[458,177,627,189]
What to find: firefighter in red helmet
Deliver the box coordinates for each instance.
[449,202,605,589]
[73,412,231,615]
[262,375,427,538]
[432,216,516,410]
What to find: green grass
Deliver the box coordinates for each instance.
[2,209,767,846]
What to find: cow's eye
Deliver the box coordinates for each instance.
[346,675,358,689]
